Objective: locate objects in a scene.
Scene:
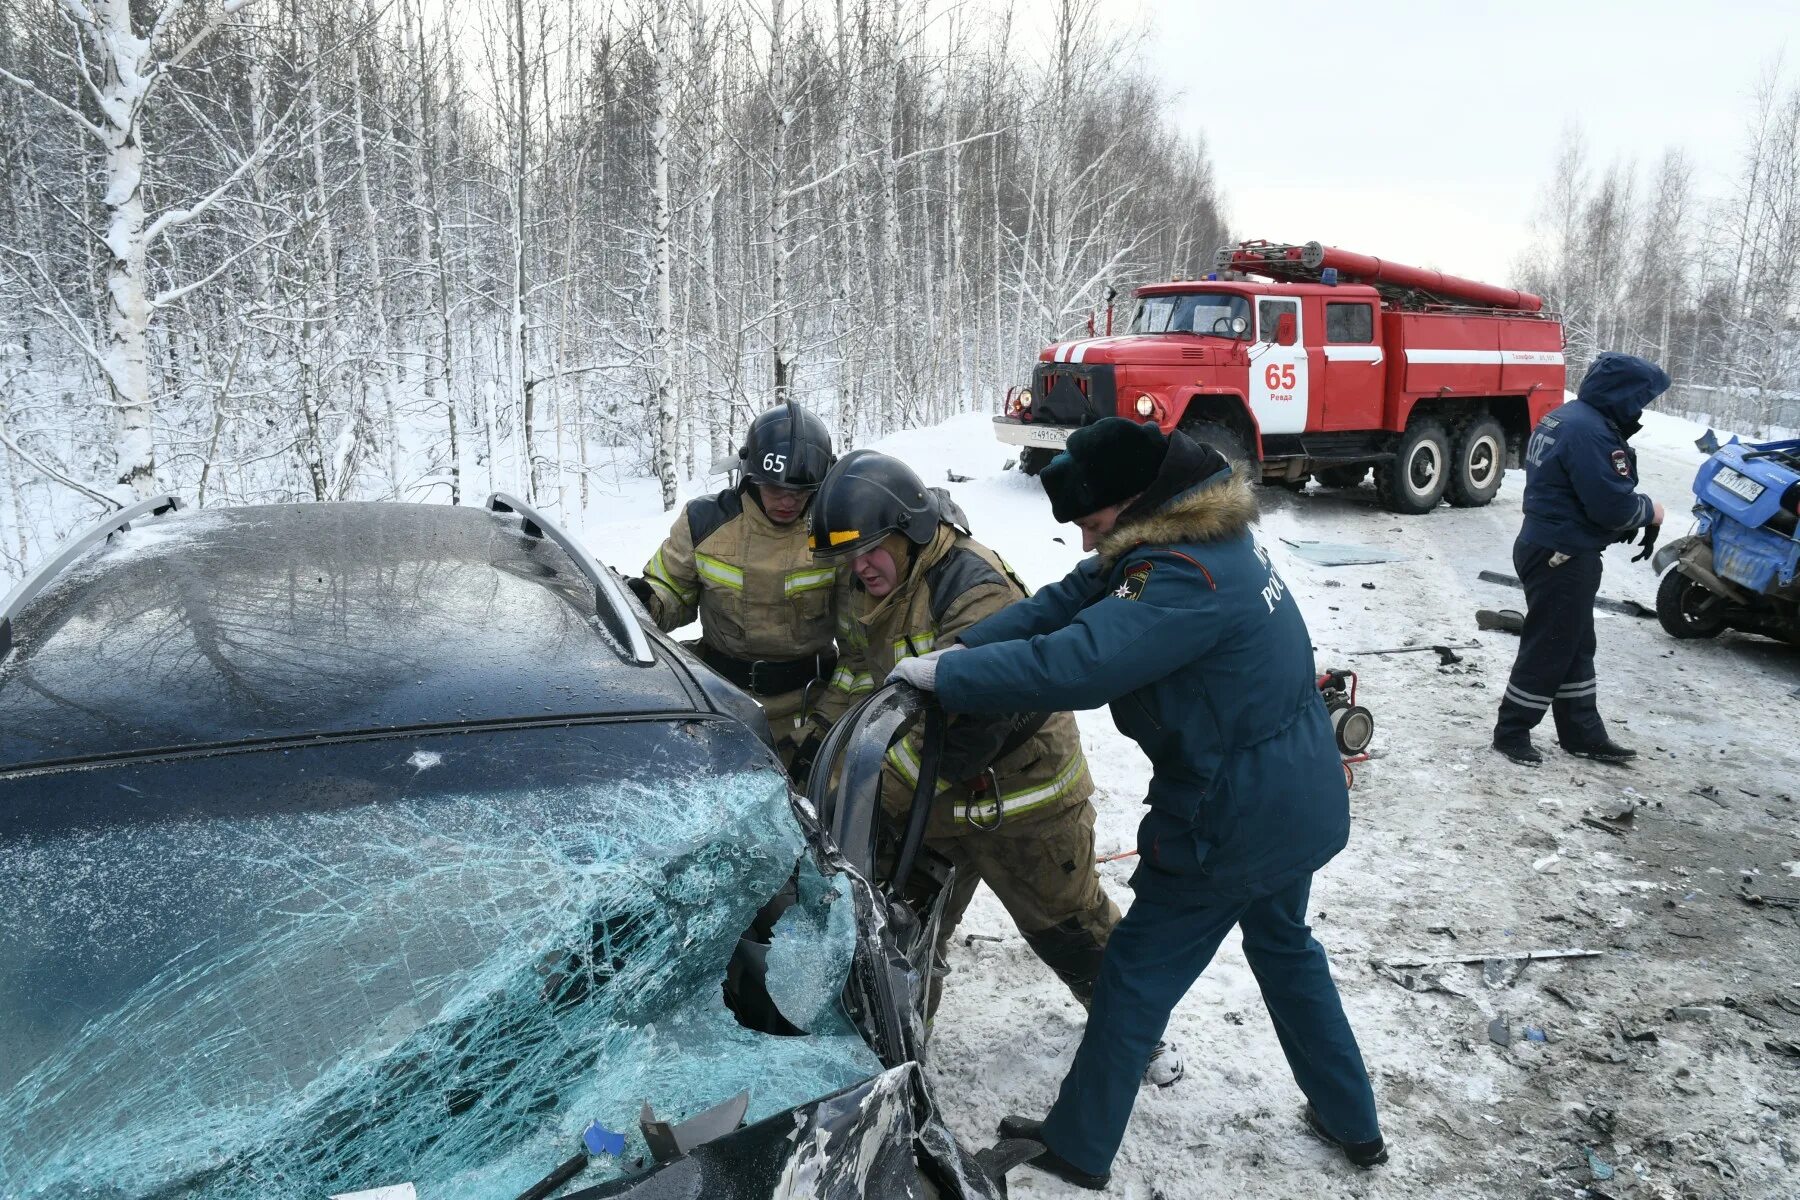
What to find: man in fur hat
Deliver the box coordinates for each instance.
[890,418,1384,1190]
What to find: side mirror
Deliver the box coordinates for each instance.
[1276,312,1297,347]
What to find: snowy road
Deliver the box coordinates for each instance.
[594,410,1800,1198]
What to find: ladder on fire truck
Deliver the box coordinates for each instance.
[1219,239,1550,316]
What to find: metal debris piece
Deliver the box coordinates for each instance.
[1487,1016,1512,1047]
[1379,947,1601,970]
[1666,1005,1716,1022]
[945,471,973,483]
[1581,816,1630,837]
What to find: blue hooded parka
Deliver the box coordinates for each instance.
[1519,352,1670,555]
[933,434,1349,903]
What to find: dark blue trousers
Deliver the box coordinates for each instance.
[1495,537,1609,746]
[1039,873,1379,1175]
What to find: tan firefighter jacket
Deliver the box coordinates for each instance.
[815,520,1091,838]
[640,488,846,729]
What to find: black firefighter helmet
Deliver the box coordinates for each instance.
[808,450,939,561]
[739,402,835,492]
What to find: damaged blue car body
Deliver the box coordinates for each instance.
[0,496,1000,1200]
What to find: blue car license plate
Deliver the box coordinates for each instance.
[1716,466,1765,503]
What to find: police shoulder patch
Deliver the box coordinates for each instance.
[1610,448,1631,478]
[1114,560,1152,601]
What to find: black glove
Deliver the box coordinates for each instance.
[1632,522,1661,563]
[624,576,654,607]
[788,729,825,789]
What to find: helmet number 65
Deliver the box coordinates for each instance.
[762,452,787,473]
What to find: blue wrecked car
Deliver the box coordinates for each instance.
[1653,434,1800,646]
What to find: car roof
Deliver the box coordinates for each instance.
[0,502,701,771]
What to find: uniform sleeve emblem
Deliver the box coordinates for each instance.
[1610,448,1631,478]
[1115,561,1152,601]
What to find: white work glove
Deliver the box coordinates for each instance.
[886,644,964,691]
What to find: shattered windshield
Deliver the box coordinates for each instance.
[1130,292,1251,338]
[0,722,881,1199]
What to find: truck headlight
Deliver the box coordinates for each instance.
[1018,389,1032,409]
[1135,394,1156,417]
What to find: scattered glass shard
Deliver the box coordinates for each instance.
[1280,538,1410,567]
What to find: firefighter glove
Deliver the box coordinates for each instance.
[886,644,963,692]
[625,576,655,607]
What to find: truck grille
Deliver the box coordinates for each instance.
[1031,362,1117,426]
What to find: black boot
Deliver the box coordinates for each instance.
[1304,1105,1389,1169]
[994,1117,1110,1191]
[1562,736,1637,763]
[1492,735,1543,766]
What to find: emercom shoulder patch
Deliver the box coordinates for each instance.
[1114,560,1153,601]
[1610,448,1631,478]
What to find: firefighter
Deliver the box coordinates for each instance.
[805,449,1183,1088]
[1494,352,1669,766]
[626,403,844,766]
[895,419,1382,1190]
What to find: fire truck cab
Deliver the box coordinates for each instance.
[994,240,1566,514]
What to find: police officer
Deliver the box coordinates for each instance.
[1494,353,1670,766]
[627,403,844,766]
[806,450,1181,1085]
[896,418,1382,1190]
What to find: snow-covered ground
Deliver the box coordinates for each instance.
[588,407,1800,1198]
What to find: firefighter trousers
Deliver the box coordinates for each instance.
[1039,872,1380,1177]
[895,802,1120,1015]
[1495,539,1610,748]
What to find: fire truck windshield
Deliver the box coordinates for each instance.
[1130,292,1252,339]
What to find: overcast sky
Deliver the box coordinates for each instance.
[1119,0,1791,286]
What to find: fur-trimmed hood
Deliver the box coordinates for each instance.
[1097,468,1258,566]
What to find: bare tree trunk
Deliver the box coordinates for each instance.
[648,2,678,507]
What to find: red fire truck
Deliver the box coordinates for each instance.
[994,240,1566,513]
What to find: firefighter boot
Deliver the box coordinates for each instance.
[1304,1105,1390,1169]
[995,1117,1110,1191]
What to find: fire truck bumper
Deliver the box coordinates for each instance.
[993,416,1073,450]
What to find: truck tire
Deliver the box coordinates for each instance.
[1447,414,1507,507]
[1375,418,1451,514]
[1656,568,1726,639]
[1019,448,1055,476]
[1316,464,1368,489]
[1180,419,1251,469]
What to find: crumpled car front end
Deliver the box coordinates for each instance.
[0,713,997,1200]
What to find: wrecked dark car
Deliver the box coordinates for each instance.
[0,495,999,1200]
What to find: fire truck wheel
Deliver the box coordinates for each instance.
[1180,419,1251,469]
[1019,448,1055,476]
[1447,414,1507,507]
[1376,418,1451,514]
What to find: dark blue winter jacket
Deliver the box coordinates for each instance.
[1519,352,1670,555]
[934,435,1349,902]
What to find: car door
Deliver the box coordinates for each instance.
[1321,299,1382,430]
[1250,297,1308,434]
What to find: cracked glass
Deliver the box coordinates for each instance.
[0,722,881,1199]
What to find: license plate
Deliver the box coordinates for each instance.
[994,419,1071,448]
[1716,466,1765,503]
